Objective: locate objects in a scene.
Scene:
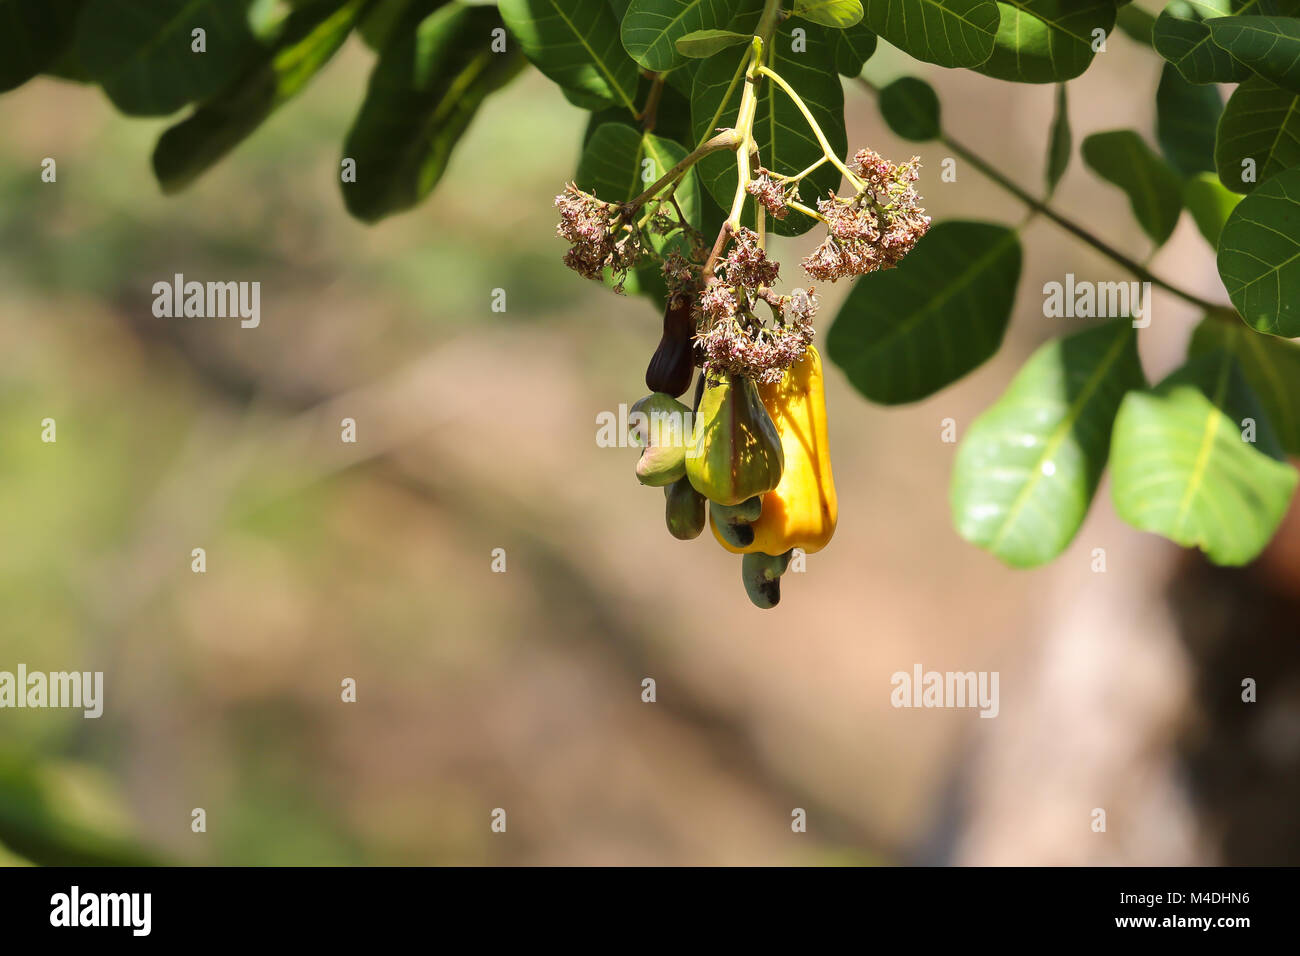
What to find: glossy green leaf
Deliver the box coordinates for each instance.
[1155,60,1221,175]
[75,0,260,115]
[1215,75,1300,195]
[951,320,1146,568]
[1184,171,1243,245]
[793,0,865,28]
[860,0,1000,69]
[1081,130,1184,245]
[341,3,525,222]
[1153,0,1248,84]
[0,0,86,92]
[499,0,638,110]
[826,221,1023,405]
[1046,83,1071,196]
[1190,315,1300,453]
[1217,164,1300,337]
[878,76,940,141]
[975,0,1118,84]
[1110,349,1297,566]
[832,14,878,74]
[691,13,845,237]
[153,0,366,193]
[622,0,740,72]
[1205,15,1300,93]
[674,28,751,57]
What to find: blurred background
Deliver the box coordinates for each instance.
[2,18,1298,866]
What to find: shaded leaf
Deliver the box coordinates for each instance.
[341,3,525,222]
[1153,0,1248,84]
[358,0,448,50]
[1216,164,1300,336]
[1110,349,1297,566]
[0,0,86,92]
[1115,2,1157,44]
[860,0,1000,69]
[153,0,366,193]
[1155,60,1221,175]
[975,0,1118,84]
[75,0,260,116]
[1190,315,1300,453]
[826,221,1023,405]
[832,14,878,74]
[878,76,940,141]
[1214,74,1300,194]
[951,320,1146,568]
[499,0,638,110]
[1081,129,1184,245]
[1046,83,1071,196]
[1205,15,1300,93]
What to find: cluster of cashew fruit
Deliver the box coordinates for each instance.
[630,298,837,608]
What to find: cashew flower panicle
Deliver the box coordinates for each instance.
[802,149,931,282]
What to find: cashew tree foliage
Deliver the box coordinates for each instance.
[6,0,1300,604]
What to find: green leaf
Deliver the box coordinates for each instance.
[826,221,1023,405]
[878,76,941,141]
[691,14,845,237]
[1115,2,1157,44]
[499,0,638,110]
[1184,171,1243,245]
[0,0,86,92]
[622,0,741,72]
[1081,130,1184,245]
[576,123,701,244]
[674,28,751,57]
[0,756,161,867]
[832,14,878,74]
[1190,315,1300,453]
[75,0,260,115]
[1217,164,1300,337]
[1046,83,1071,196]
[951,320,1146,568]
[1215,75,1300,195]
[860,0,1000,69]
[1153,0,1248,84]
[359,0,448,51]
[975,0,1118,84]
[1155,60,1222,176]
[1205,15,1300,93]
[793,0,865,28]
[341,3,525,222]
[153,0,366,194]
[1110,350,1297,566]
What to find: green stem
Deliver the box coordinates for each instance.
[940,132,1221,314]
[727,38,765,227]
[626,130,738,211]
[758,65,865,191]
[852,78,1223,315]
